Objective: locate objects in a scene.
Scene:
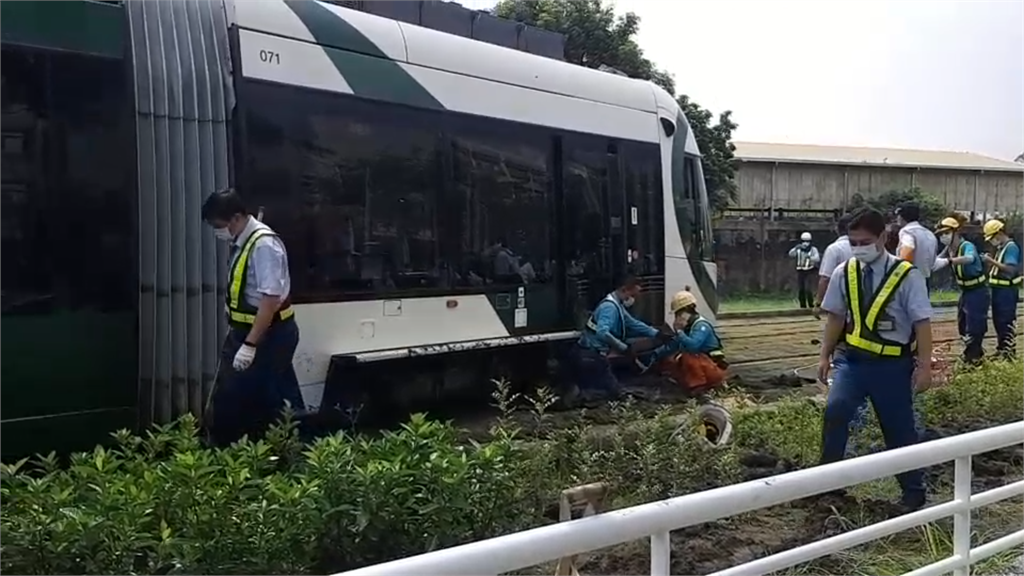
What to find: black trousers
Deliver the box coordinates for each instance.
[797,269,816,308]
[207,317,302,447]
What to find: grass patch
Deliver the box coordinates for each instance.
[1,360,1021,575]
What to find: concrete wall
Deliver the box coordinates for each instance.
[735,162,1024,217]
[714,215,1022,297]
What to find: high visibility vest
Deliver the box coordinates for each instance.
[795,247,814,270]
[225,228,294,326]
[584,294,625,340]
[953,241,987,289]
[989,241,1023,288]
[688,316,727,367]
[843,258,917,357]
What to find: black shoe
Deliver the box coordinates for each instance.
[898,492,927,513]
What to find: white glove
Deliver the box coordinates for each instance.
[233,343,256,371]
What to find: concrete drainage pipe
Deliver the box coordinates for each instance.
[672,402,734,449]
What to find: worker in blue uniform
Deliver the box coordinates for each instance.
[818,207,933,512]
[982,219,1021,359]
[934,216,989,363]
[574,273,663,402]
[202,189,305,446]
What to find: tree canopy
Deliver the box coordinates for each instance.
[493,0,738,211]
[847,187,948,227]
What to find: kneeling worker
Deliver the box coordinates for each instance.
[575,274,662,402]
[643,290,728,396]
[202,188,305,447]
[643,291,724,393]
[818,207,932,512]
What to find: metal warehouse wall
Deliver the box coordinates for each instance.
[735,162,1024,216]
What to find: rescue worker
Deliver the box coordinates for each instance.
[895,202,939,286]
[574,273,663,402]
[202,189,305,447]
[818,207,932,512]
[981,219,1020,358]
[789,232,821,309]
[643,290,727,396]
[934,216,989,363]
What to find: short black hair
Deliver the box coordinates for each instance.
[201,188,248,222]
[615,272,642,290]
[836,212,853,235]
[847,207,886,237]
[896,202,920,223]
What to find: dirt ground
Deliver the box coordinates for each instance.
[457,308,981,436]
[468,308,1023,576]
[535,418,1024,576]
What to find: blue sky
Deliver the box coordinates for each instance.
[463,0,1024,161]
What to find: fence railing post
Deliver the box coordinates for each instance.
[650,531,671,576]
[953,455,973,576]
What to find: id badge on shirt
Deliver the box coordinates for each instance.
[876,315,895,332]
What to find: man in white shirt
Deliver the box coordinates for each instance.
[813,213,854,318]
[895,203,939,285]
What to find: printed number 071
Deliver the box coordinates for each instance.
[259,50,280,65]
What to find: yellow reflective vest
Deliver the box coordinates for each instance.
[843,258,917,357]
[988,241,1022,288]
[225,228,294,326]
[953,242,987,289]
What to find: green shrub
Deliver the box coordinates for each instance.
[1,360,1020,575]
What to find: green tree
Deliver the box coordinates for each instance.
[677,95,738,212]
[847,187,948,226]
[493,0,738,211]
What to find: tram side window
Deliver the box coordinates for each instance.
[448,116,553,288]
[241,82,444,302]
[562,138,612,306]
[1,47,134,315]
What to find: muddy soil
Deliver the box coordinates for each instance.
[572,419,1024,576]
[455,312,975,438]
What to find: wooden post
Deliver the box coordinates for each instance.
[553,482,610,576]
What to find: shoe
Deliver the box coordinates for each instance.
[897,492,927,513]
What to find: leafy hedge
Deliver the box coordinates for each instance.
[2,359,1022,575]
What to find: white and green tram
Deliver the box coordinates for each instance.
[0,0,717,458]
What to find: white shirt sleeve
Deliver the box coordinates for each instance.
[818,245,838,278]
[898,229,916,251]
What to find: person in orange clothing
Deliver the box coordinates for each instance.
[641,290,727,395]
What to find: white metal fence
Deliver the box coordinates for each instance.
[336,421,1024,576]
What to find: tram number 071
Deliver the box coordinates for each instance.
[259,50,280,65]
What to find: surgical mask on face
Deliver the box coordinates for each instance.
[851,244,880,263]
[622,296,636,308]
[213,227,233,241]
[939,233,953,246]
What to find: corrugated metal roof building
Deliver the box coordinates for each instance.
[732,142,1024,217]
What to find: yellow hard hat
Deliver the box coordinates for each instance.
[670,290,698,314]
[983,219,1005,242]
[935,217,961,235]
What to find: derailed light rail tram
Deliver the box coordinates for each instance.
[0,0,717,458]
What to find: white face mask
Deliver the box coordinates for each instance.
[213,227,233,241]
[939,233,953,246]
[622,296,636,308]
[851,244,881,263]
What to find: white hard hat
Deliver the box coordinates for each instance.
[800,232,812,242]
